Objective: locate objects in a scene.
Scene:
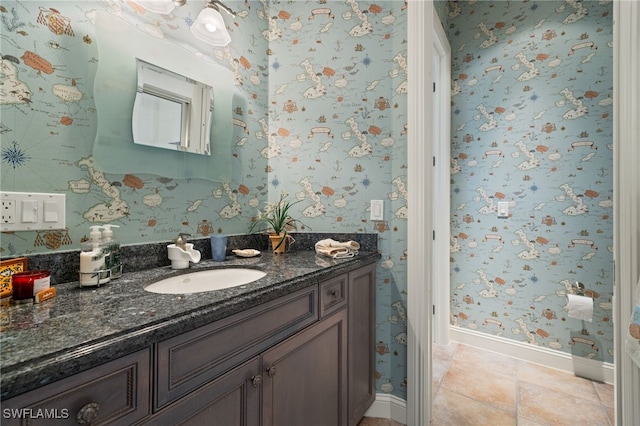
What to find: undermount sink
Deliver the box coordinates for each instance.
[144,268,266,294]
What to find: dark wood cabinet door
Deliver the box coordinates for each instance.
[145,356,261,426]
[348,263,376,426]
[262,309,348,426]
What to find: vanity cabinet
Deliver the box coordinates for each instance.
[150,264,375,426]
[2,263,376,426]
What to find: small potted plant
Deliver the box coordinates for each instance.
[248,192,308,254]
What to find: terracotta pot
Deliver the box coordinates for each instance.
[269,233,287,254]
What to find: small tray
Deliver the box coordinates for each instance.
[232,249,261,258]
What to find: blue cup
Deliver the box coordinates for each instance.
[210,234,227,261]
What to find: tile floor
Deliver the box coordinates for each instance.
[358,418,405,426]
[360,341,614,426]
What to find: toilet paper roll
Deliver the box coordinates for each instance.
[567,294,593,322]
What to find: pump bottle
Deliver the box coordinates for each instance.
[102,224,122,279]
[79,226,110,286]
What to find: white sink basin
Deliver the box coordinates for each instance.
[145,268,266,294]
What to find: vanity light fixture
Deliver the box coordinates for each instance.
[190,1,235,46]
[136,0,185,15]
[136,0,235,47]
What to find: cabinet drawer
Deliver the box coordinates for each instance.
[319,274,347,318]
[2,349,150,426]
[155,285,318,409]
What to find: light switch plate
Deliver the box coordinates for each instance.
[44,201,59,222]
[0,192,65,231]
[497,201,509,219]
[370,200,384,221]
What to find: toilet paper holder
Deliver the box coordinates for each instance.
[570,281,586,296]
[567,282,593,333]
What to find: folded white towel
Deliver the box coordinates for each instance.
[315,246,355,258]
[315,239,359,258]
[315,238,360,250]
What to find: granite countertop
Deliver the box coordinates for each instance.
[0,250,378,400]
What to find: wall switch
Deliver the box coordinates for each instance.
[370,200,384,221]
[44,201,59,222]
[21,200,38,223]
[497,201,509,219]
[0,192,65,232]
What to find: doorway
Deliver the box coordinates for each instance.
[408,2,640,426]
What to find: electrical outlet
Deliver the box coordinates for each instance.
[1,192,65,231]
[2,199,16,224]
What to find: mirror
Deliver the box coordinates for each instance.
[93,11,234,182]
[133,59,212,156]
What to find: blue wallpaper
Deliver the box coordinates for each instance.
[446,1,614,363]
[265,0,409,397]
[0,1,408,399]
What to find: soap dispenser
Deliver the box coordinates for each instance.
[79,226,111,286]
[102,225,121,279]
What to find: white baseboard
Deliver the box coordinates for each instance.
[364,393,407,425]
[450,326,614,384]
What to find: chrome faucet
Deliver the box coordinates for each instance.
[174,233,191,250]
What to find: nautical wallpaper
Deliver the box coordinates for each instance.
[0,1,408,399]
[444,1,614,363]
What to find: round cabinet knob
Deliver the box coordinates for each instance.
[76,402,100,424]
[251,375,263,388]
[267,366,277,378]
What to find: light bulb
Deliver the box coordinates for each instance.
[205,23,218,32]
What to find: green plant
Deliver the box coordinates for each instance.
[248,192,309,249]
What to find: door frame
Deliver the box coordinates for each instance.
[431,8,451,345]
[613,2,640,425]
[407,1,434,425]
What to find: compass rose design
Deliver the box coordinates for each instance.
[1,141,30,169]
